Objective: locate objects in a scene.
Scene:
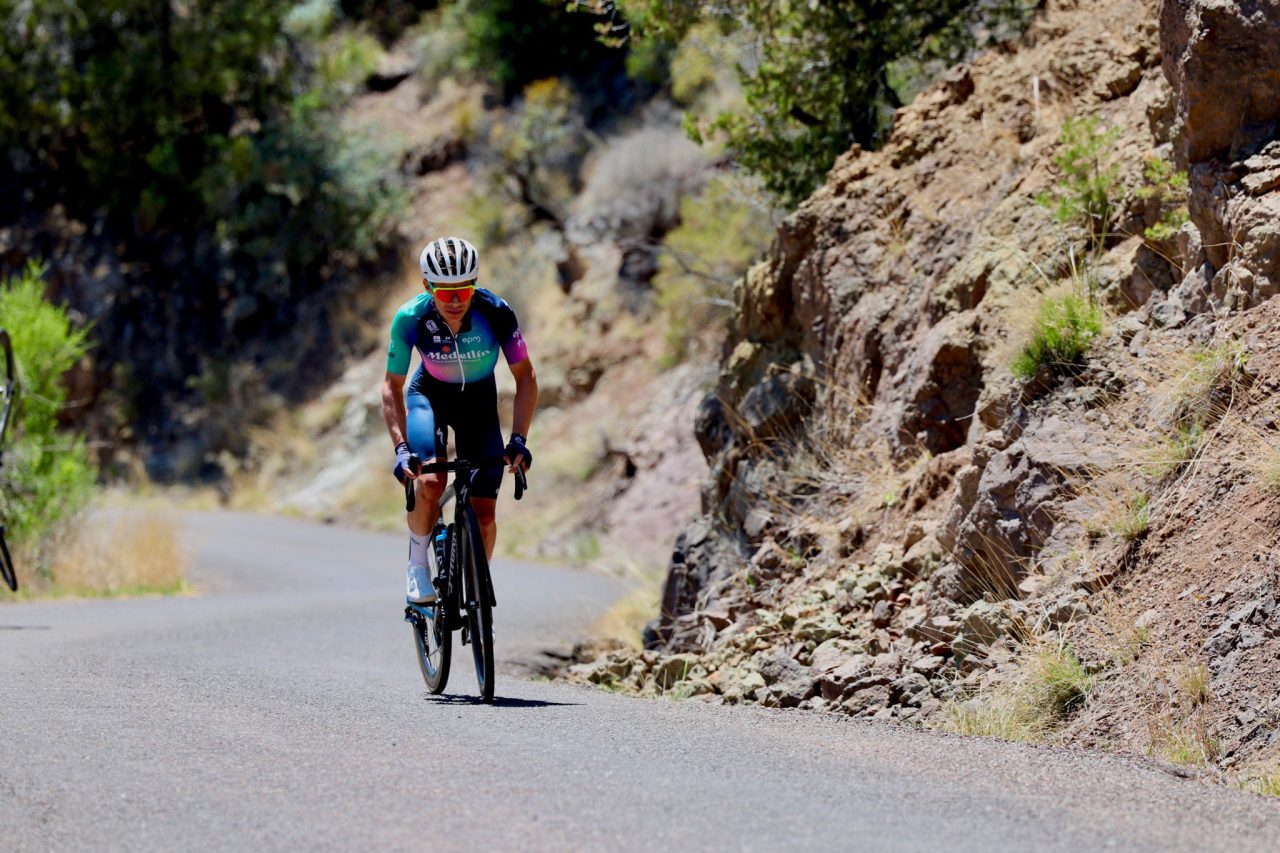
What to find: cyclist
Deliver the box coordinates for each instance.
[380,237,537,605]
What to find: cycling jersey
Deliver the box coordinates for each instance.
[386,288,528,385]
[386,288,529,499]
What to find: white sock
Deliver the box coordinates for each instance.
[408,533,429,569]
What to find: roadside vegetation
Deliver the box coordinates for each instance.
[943,636,1093,743]
[0,264,96,579]
[1010,290,1104,380]
[610,0,1037,206]
[0,262,193,597]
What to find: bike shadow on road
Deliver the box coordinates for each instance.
[421,694,580,709]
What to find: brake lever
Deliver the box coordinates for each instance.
[514,468,527,501]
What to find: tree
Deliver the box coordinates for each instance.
[454,0,625,101]
[612,0,1037,206]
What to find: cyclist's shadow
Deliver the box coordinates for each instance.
[422,694,580,708]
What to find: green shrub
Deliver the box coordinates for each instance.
[414,6,473,96]
[486,78,591,220]
[1113,491,1151,542]
[314,31,384,101]
[654,177,775,366]
[0,263,97,561]
[1036,116,1121,251]
[1138,155,1190,243]
[1011,292,1103,379]
[1145,424,1203,481]
[1025,643,1092,716]
[667,22,729,106]
[620,0,1036,206]
[452,0,622,98]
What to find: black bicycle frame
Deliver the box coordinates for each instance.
[402,454,525,614]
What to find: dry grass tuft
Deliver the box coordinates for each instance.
[1141,424,1203,482]
[1111,490,1151,542]
[1236,419,1280,495]
[1175,662,1212,707]
[1149,710,1219,767]
[944,692,1047,742]
[593,566,666,650]
[1253,446,1280,494]
[1074,469,1151,543]
[754,379,933,542]
[1080,593,1152,667]
[1163,341,1248,424]
[1236,765,1280,797]
[48,509,188,596]
[1024,641,1093,715]
[941,639,1092,743]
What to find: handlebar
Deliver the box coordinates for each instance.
[403,454,527,512]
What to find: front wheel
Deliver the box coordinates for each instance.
[412,539,452,693]
[412,606,451,693]
[459,506,495,703]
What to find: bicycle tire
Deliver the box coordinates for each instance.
[459,505,495,703]
[0,530,15,592]
[412,533,452,693]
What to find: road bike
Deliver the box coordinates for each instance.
[402,453,526,703]
[0,328,18,592]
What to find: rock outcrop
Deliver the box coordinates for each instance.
[571,0,1280,775]
[1160,0,1280,311]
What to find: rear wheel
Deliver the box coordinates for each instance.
[459,506,495,703]
[412,537,451,693]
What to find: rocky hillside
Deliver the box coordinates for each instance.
[235,35,773,578]
[571,0,1280,783]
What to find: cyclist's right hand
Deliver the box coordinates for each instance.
[393,441,413,484]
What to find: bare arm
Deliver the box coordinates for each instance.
[381,371,409,449]
[509,358,538,439]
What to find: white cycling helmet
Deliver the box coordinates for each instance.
[420,236,479,284]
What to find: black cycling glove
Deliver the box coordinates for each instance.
[504,433,532,471]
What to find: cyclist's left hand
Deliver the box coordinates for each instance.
[504,434,532,473]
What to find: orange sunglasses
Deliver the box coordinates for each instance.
[430,281,476,303]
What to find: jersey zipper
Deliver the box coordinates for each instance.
[448,326,464,391]
[432,301,466,391]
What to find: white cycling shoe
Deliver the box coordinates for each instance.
[406,565,437,604]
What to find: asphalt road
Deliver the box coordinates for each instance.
[3,512,1280,851]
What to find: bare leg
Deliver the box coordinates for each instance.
[472,497,498,562]
[408,466,447,537]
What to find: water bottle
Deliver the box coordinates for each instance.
[432,523,447,572]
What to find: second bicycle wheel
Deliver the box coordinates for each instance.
[459,505,495,703]
[0,529,16,592]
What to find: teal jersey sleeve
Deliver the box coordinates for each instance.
[386,293,429,375]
